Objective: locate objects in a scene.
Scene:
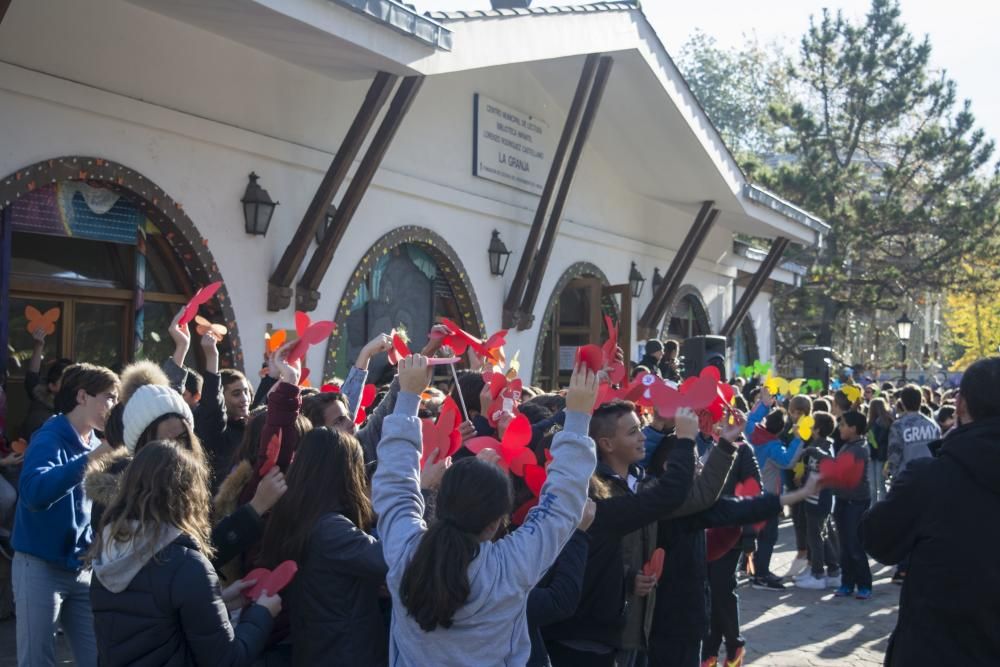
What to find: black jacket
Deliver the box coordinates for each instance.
[650,494,781,650]
[195,370,246,491]
[90,534,273,666]
[288,512,388,667]
[527,530,589,667]
[861,418,1000,667]
[543,438,695,649]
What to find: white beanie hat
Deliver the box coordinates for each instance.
[123,384,194,454]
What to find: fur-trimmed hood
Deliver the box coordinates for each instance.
[84,448,132,509]
[212,460,254,524]
[119,360,170,406]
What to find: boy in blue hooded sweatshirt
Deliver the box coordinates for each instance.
[12,362,119,667]
[372,357,599,667]
[745,385,804,590]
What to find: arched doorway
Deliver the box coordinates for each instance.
[1,157,240,440]
[661,286,712,341]
[323,226,484,385]
[533,262,627,389]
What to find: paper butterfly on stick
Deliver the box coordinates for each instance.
[194,315,227,339]
[481,370,523,428]
[464,413,535,476]
[265,329,287,354]
[178,282,222,327]
[438,318,507,367]
[635,367,724,418]
[24,306,61,336]
[287,312,335,364]
[511,455,552,525]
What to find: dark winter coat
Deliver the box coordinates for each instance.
[543,438,695,649]
[527,530,589,667]
[287,512,388,667]
[85,449,265,575]
[90,534,273,667]
[649,494,782,655]
[861,417,1000,667]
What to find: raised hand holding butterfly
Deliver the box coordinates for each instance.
[565,364,601,415]
[674,407,700,441]
[168,308,192,368]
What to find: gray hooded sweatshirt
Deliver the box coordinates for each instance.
[888,412,941,478]
[372,392,596,667]
[92,523,183,593]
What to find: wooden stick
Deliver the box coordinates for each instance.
[449,363,470,423]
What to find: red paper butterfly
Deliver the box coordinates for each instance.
[636,367,721,417]
[178,282,222,327]
[387,330,411,366]
[355,384,377,425]
[602,315,627,385]
[464,413,535,476]
[439,318,507,366]
[242,560,299,600]
[288,312,335,364]
[483,372,523,427]
[420,397,462,469]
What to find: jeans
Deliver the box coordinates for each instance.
[867,462,887,505]
[805,506,840,577]
[833,499,873,591]
[752,516,779,577]
[13,552,97,667]
[704,549,745,660]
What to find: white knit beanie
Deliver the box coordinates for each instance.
[122,384,194,454]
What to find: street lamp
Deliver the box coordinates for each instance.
[487,230,512,277]
[242,172,278,236]
[896,312,913,380]
[629,262,646,299]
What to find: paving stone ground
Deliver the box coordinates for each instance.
[739,518,899,666]
[0,517,899,666]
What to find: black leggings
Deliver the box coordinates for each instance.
[703,549,746,659]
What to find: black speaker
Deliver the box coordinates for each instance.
[802,347,833,390]
[680,335,728,380]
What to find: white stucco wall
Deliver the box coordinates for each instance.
[0,0,773,380]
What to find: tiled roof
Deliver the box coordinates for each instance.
[424,1,638,22]
[331,0,452,50]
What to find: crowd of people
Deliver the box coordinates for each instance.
[0,311,997,667]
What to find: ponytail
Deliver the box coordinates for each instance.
[400,457,512,632]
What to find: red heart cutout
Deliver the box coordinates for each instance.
[421,397,462,468]
[247,560,298,600]
[643,547,665,581]
[818,451,865,490]
[242,568,271,600]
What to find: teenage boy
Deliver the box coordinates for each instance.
[12,363,119,667]
[832,411,873,599]
[546,404,738,667]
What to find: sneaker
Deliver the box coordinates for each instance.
[891,570,906,585]
[795,573,827,590]
[784,556,809,579]
[752,575,786,591]
[825,574,842,588]
[855,588,873,600]
[834,585,854,597]
[725,647,747,667]
[701,658,718,667]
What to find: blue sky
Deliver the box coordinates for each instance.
[415,0,1000,150]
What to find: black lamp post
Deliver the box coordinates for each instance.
[488,230,512,277]
[242,172,278,236]
[896,312,913,380]
[629,262,646,299]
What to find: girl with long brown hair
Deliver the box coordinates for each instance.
[257,426,387,666]
[89,440,281,666]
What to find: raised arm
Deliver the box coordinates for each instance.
[194,333,226,446]
[372,357,431,570]
[667,438,738,518]
[496,365,599,591]
[19,431,107,511]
